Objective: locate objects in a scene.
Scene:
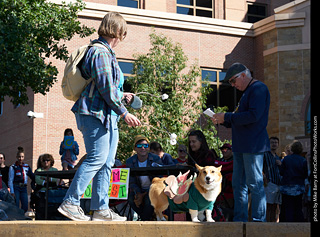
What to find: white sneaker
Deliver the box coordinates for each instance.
[58,201,91,221]
[92,209,127,221]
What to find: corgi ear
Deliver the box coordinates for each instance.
[216,165,222,172]
[195,163,203,171]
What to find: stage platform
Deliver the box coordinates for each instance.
[0,221,310,237]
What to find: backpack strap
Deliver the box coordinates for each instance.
[87,42,110,98]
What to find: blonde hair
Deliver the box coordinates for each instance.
[98,12,127,40]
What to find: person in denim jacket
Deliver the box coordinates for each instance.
[126,135,163,220]
[59,128,79,170]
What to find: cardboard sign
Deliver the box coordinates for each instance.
[63,136,74,149]
[81,168,130,200]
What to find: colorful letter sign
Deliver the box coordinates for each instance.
[81,168,130,200]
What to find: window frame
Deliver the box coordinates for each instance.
[117,0,140,9]
[176,0,215,18]
[246,2,268,23]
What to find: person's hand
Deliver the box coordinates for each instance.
[123,93,134,104]
[211,113,225,124]
[124,113,141,127]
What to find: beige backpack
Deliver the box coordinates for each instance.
[61,42,106,102]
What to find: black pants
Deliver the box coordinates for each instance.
[128,190,154,221]
[280,194,304,222]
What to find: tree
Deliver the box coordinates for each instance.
[117,31,229,163]
[0,0,95,105]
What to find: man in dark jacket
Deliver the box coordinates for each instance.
[212,63,270,222]
[126,135,163,220]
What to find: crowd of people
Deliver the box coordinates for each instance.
[0,128,80,217]
[0,131,311,222]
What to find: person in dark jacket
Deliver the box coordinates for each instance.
[280,140,308,222]
[126,135,163,221]
[211,63,270,222]
[187,130,218,167]
[150,141,175,166]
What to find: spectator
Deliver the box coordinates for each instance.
[0,152,9,187]
[150,141,175,166]
[219,143,233,162]
[280,140,308,222]
[176,144,188,165]
[263,137,282,222]
[126,135,163,221]
[8,146,34,212]
[59,128,79,171]
[35,154,59,191]
[284,144,293,157]
[34,154,59,220]
[280,152,287,160]
[187,130,218,167]
[215,144,234,220]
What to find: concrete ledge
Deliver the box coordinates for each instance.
[245,222,310,237]
[0,221,310,237]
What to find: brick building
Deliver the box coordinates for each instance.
[0,0,310,173]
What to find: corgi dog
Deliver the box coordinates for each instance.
[149,164,222,222]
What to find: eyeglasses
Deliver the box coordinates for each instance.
[136,144,149,148]
[178,149,186,153]
[228,74,241,85]
[42,159,50,162]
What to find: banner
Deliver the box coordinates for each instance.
[81,168,130,200]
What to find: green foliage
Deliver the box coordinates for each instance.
[118,31,230,163]
[0,0,95,105]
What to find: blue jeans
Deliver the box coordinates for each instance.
[63,114,119,210]
[13,185,28,212]
[232,152,266,222]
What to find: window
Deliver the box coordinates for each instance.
[202,68,243,112]
[118,0,139,8]
[247,2,267,23]
[177,0,214,18]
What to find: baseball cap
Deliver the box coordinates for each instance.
[223,63,247,83]
[134,135,149,147]
[220,143,232,150]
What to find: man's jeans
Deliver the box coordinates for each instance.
[63,114,119,210]
[232,152,266,222]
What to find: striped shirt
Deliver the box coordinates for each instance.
[263,151,281,185]
[71,37,127,128]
